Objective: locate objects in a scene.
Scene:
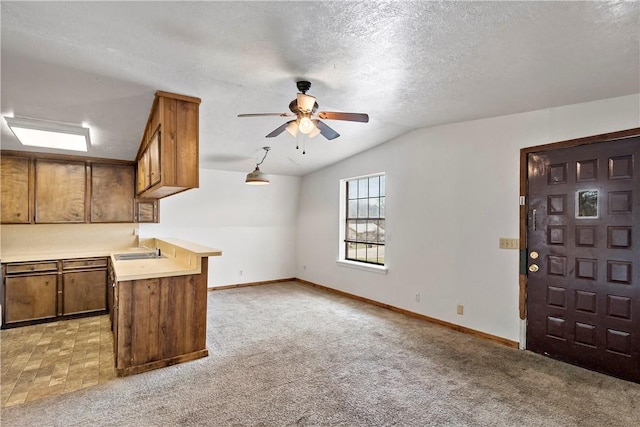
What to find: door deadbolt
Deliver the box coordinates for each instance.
[530,251,539,259]
[528,264,539,273]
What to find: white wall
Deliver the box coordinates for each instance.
[140,168,300,287]
[295,94,640,342]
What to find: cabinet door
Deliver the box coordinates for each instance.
[63,270,107,315]
[1,156,31,223]
[137,150,150,194]
[175,99,199,188]
[135,199,158,223]
[91,163,135,222]
[4,274,57,323]
[148,128,161,187]
[35,159,86,223]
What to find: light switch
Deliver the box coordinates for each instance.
[499,238,519,249]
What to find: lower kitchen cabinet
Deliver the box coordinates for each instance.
[1,257,108,328]
[113,258,209,376]
[4,273,57,323]
[63,270,107,315]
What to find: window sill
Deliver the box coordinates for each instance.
[336,260,388,274]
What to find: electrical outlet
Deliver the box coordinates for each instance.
[499,238,519,249]
[457,305,464,315]
[415,293,420,302]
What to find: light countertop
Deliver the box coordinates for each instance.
[110,256,202,282]
[2,238,222,282]
[1,249,126,263]
[111,238,222,281]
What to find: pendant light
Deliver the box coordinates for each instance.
[245,147,271,185]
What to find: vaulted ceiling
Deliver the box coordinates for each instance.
[2,1,638,176]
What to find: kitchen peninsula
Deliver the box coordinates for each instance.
[110,238,221,376]
[1,230,221,377]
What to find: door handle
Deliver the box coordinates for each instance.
[529,264,539,273]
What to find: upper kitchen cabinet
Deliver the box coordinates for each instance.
[135,199,159,223]
[1,152,144,224]
[35,159,86,223]
[1,155,31,224]
[136,91,201,199]
[91,163,135,222]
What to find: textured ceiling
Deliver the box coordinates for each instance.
[1,1,638,176]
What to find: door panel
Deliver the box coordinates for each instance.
[5,274,57,323]
[526,136,639,382]
[63,270,107,315]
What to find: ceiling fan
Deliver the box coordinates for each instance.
[237,81,369,140]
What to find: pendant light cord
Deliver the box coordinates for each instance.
[257,147,270,166]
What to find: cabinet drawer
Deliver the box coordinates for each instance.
[5,261,58,274]
[62,258,108,270]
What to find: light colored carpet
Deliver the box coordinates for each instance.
[1,281,639,426]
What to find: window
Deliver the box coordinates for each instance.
[344,174,385,265]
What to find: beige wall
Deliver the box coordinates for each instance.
[1,223,139,259]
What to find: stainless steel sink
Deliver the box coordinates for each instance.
[114,252,166,261]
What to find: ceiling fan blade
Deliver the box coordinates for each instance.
[314,120,340,140]
[317,111,369,123]
[266,120,296,138]
[238,113,294,118]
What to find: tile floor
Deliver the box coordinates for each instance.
[1,315,115,408]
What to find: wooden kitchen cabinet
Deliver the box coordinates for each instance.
[136,149,150,194]
[108,259,116,329]
[1,151,146,224]
[91,163,135,222]
[148,128,161,187]
[135,199,158,223]
[0,155,31,224]
[136,91,200,199]
[2,261,58,324]
[2,257,108,328]
[113,258,209,376]
[63,270,107,315]
[62,257,108,316]
[35,159,86,223]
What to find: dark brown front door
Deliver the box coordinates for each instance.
[526,135,639,382]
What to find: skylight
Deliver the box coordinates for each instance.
[4,116,90,152]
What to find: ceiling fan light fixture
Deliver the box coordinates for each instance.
[298,116,314,134]
[296,93,316,113]
[308,124,321,138]
[238,80,369,141]
[285,121,299,137]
